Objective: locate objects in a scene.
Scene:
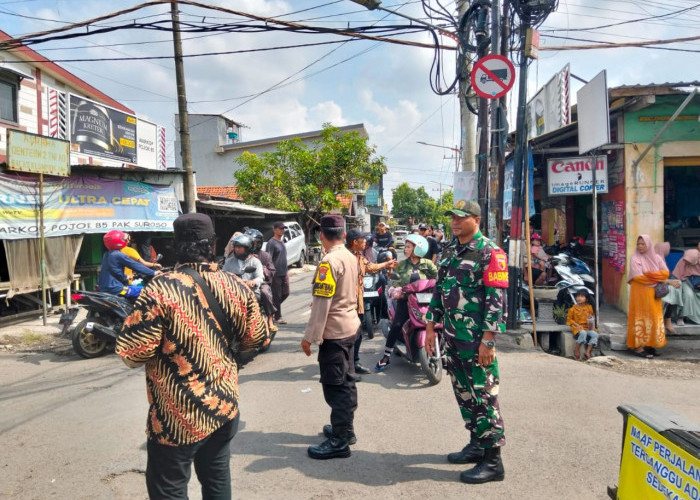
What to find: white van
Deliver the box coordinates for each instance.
[263,221,307,268]
[394,230,408,248]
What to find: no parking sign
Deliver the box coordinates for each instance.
[471,55,516,99]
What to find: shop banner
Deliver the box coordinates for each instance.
[0,173,180,240]
[527,64,570,140]
[69,94,137,164]
[503,149,536,220]
[136,119,158,169]
[547,155,608,196]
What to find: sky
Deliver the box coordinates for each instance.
[1,0,699,209]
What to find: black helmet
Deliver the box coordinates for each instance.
[377,250,392,264]
[232,234,254,260]
[244,228,264,252]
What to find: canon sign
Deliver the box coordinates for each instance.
[547,155,608,196]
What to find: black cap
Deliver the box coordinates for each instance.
[418,223,429,230]
[346,228,368,245]
[320,214,345,228]
[273,221,285,229]
[173,213,215,242]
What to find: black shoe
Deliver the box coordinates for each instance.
[459,447,505,484]
[322,424,357,445]
[447,438,485,464]
[308,437,351,460]
[354,363,371,374]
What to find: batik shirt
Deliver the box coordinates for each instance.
[426,230,508,350]
[116,262,268,446]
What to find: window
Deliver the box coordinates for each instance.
[0,72,19,123]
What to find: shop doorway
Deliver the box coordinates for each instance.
[664,164,700,249]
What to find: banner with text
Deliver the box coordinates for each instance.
[69,94,137,164]
[0,173,181,240]
[547,155,608,196]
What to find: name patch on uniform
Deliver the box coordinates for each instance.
[484,249,509,288]
[313,262,336,297]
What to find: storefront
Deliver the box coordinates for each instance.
[524,83,700,312]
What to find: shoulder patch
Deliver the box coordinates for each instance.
[484,248,509,288]
[313,262,336,297]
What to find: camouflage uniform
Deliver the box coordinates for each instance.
[426,229,507,449]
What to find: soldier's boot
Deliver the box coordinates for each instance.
[308,426,351,460]
[447,434,484,464]
[323,424,357,445]
[459,447,505,484]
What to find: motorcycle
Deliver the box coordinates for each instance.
[553,253,597,311]
[382,278,445,385]
[230,264,276,353]
[60,290,133,358]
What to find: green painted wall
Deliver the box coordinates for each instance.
[624,95,700,143]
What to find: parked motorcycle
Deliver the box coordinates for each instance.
[361,249,393,338]
[382,278,445,385]
[553,253,597,310]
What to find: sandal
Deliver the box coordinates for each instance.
[374,355,391,371]
[644,347,659,357]
[631,348,653,359]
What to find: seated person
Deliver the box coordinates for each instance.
[654,242,684,333]
[223,234,264,298]
[672,248,700,326]
[526,233,552,286]
[566,289,598,360]
[121,233,162,282]
[98,230,156,298]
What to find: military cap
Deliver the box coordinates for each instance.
[320,214,345,228]
[444,199,481,218]
[173,213,215,242]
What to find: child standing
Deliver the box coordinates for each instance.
[566,289,598,359]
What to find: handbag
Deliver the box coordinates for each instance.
[178,266,255,366]
[654,282,670,299]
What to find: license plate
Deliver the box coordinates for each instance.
[416,293,433,304]
[364,291,379,298]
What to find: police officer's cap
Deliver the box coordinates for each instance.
[173,213,215,242]
[444,199,481,218]
[320,214,345,229]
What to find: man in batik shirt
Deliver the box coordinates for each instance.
[117,213,268,499]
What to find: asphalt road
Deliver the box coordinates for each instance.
[1,268,699,499]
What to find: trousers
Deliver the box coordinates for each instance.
[445,340,505,449]
[318,335,358,437]
[271,274,290,320]
[146,414,240,500]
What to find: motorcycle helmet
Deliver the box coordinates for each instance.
[405,234,429,258]
[244,228,264,252]
[377,250,392,264]
[232,234,254,260]
[104,230,129,251]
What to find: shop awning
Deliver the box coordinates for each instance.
[196,199,297,218]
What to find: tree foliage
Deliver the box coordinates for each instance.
[234,124,386,230]
[391,183,453,229]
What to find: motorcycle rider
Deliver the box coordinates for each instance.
[223,234,264,298]
[244,228,278,332]
[346,228,397,375]
[98,230,158,298]
[375,234,437,371]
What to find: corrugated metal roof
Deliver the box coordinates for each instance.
[197,199,296,215]
[611,81,699,90]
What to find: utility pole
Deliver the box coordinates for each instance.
[494,0,510,247]
[171,0,196,213]
[474,0,492,234]
[457,0,476,173]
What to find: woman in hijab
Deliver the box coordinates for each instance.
[654,242,683,333]
[627,235,669,358]
[672,248,700,326]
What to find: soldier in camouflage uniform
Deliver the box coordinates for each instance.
[425,200,508,484]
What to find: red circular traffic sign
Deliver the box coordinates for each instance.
[470,55,516,99]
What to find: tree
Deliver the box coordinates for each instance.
[234,124,386,235]
[391,183,448,227]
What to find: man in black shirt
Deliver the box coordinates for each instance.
[267,221,289,324]
[372,222,394,250]
[419,223,440,263]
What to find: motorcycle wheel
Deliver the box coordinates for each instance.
[362,312,374,339]
[72,319,109,359]
[418,346,443,385]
